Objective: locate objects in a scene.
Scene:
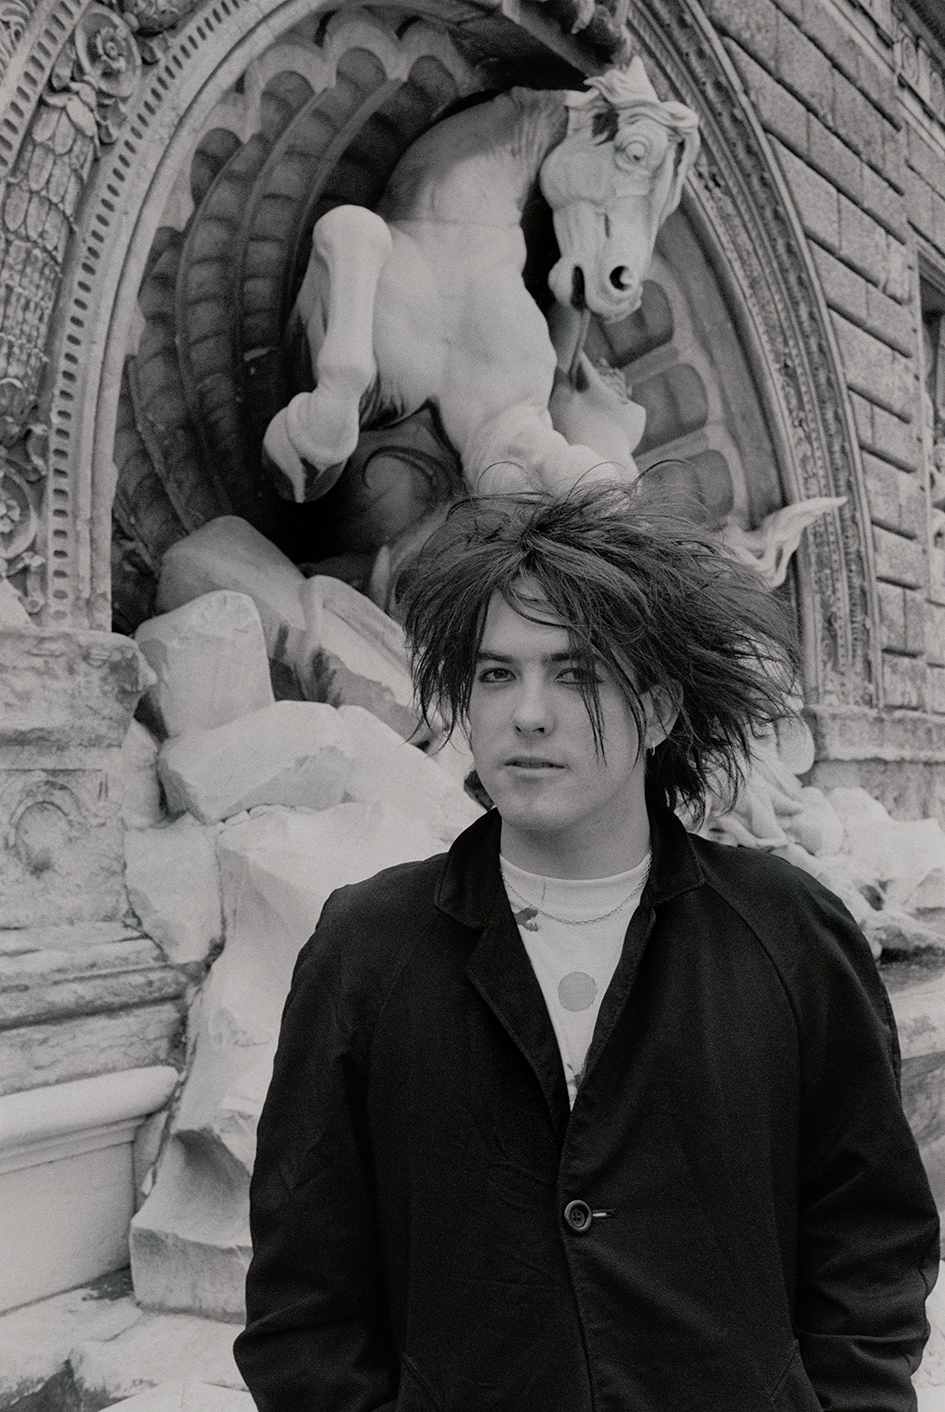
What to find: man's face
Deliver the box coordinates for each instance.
[467,589,663,877]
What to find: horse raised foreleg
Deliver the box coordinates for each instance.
[263,206,393,503]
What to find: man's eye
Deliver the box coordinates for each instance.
[558,667,601,685]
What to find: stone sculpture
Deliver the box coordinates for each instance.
[263,56,700,503]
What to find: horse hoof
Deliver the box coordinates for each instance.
[262,413,348,502]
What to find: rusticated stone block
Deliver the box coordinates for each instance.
[873,525,924,589]
[837,195,891,288]
[777,16,833,127]
[867,402,920,474]
[772,139,839,252]
[882,652,927,710]
[835,317,913,420]
[863,454,923,538]
[807,112,862,206]
[703,0,778,67]
[729,47,807,153]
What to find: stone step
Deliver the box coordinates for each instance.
[104,1382,254,1410]
[0,1271,244,1411]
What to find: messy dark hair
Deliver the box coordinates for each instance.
[400,482,798,821]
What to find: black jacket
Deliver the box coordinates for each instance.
[235,803,940,1412]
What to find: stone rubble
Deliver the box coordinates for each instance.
[708,719,945,957]
[158,699,355,824]
[135,591,274,739]
[297,575,428,740]
[124,814,224,969]
[130,802,444,1321]
[120,721,164,830]
[340,703,481,842]
[157,516,307,665]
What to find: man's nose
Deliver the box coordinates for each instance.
[512,681,553,733]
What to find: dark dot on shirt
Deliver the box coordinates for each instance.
[558,972,597,1012]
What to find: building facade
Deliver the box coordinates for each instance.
[3,0,945,1329]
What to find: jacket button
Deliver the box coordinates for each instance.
[563,1199,593,1233]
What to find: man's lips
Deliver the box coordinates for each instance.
[503,758,566,770]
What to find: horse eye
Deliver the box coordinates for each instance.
[623,140,649,163]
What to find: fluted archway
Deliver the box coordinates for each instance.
[39,0,878,709]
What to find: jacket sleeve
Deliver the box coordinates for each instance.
[792,881,940,1412]
[233,890,398,1412]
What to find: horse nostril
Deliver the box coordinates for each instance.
[610,266,631,291]
[571,266,586,310]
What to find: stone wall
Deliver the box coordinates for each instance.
[701,0,945,817]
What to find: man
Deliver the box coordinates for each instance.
[235,485,939,1412]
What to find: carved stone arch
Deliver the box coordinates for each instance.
[625,0,880,710]
[41,2,484,631]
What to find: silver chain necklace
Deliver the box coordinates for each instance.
[503,861,650,928]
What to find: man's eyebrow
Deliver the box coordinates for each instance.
[475,649,578,663]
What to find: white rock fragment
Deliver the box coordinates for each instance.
[124,814,223,967]
[157,516,306,663]
[121,720,164,829]
[131,802,442,1319]
[828,787,945,910]
[340,705,481,842]
[158,700,354,824]
[297,576,428,741]
[136,591,274,738]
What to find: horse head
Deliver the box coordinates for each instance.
[540,56,700,322]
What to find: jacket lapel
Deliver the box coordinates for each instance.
[435,810,570,1140]
[465,893,571,1143]
[433,798,705,1136]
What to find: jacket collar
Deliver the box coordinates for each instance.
[433,789,705,929]
[433,793,705,1141]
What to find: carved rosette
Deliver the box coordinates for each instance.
[47,5,143,146]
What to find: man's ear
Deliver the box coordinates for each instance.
[642,681,681,749]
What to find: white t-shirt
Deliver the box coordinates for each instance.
[500,853,650,1106]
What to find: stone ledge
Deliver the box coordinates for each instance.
[0,631,152,751]
[0,927,189,1037]
[805,705,945,762]
[0,1067,178,1161]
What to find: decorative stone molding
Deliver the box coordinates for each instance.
[895,2,945,123]
[630,0,880,709]
[0,1065,177,1310]
[0,627,154,934]
[0,0,35,86]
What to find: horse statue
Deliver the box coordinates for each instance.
[263,57,700,503]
